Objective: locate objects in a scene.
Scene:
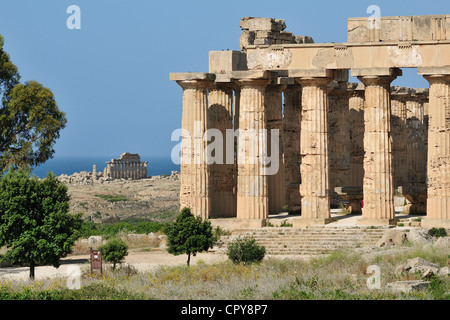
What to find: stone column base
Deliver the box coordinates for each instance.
[421,218,450,229]
[292,217,337,228]
[348,199,362,214]
[357,218,398,226]
[209,219,267,231]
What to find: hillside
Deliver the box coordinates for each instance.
[60,171,180,224]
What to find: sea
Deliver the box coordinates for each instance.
[31,155,180,179]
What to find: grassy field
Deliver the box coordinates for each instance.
[0,244,448,300]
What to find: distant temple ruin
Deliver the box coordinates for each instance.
[170,15,450,229]
[103,153,148,180]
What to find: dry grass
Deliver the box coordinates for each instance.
[1,243,448,300]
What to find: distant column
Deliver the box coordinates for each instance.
[283,83,302,212]
[208,83,236,218]
[328,82,351,190]
[93,165,97,181]
[390,90,408,189]
[144,161,148,178]
[348,84,365,187]
[266,84,286,213]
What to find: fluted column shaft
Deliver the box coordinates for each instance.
[208,83,236,218]
[236,79,270,220]
[283,84,302,212]
[178,80,212,219]
[358,75,397,224]
[297,77,332,221]
[391,95,408,188]
[328,84,351,190]
[424,75,450,226]
[348,89,365,187]
[266,84,286,213]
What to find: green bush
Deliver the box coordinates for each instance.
[429,228,447,238]
[100,238,129,270]
[102,222,135,236]
[135,221,162,234]
[227,236,266,265]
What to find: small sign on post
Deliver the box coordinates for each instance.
[90,247,103,275]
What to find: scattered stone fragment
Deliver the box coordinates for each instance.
[387,280,430,293]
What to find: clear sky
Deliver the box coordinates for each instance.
[0,0,449,159]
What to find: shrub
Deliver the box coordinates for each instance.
[102,222,135,236]
[428,228,447,238]
[100,238,129,270]
[227,236,266,265]
[135,221,162,234]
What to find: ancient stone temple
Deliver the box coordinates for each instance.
[171,15,450,228]
[104,153,148,180]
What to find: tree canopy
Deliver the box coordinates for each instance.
[165,207,215,266]
[0,169,83,279]
[0,34,67,171]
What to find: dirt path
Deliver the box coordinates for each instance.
[0,250,229,281]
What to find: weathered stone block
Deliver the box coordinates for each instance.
[209,51,247,74]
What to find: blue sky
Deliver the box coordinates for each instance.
[0,0,449,159]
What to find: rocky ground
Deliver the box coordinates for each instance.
[58,171,180,223]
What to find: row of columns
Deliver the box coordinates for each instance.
[175,69,450,228]
[105,161,148,180]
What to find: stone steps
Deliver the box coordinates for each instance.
[215,226,387,255]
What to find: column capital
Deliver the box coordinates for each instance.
[357,75,398,87]
[266,83,287,92]
[295,77,332,87]
[234,78,271,88]
[209,82,238,91]
[176,79,213,90]
[423,74,450,85]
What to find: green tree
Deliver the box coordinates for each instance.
[165,207,215,266]
[0,34,67,171]
[100,238,129,270]
[0,169,83,279]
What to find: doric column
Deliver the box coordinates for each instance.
[404,89,428,214]
[266,84,286,213]
[112,162,116,179]
[208,83,236,218]
[235,78,270,222]
[348,84,365,188]
[144,162,148,178]
[177,78,212,219]
[357,70,400,226]
[390,88,408,189]
[283,84,302,213]
[421,74,450,228]
[293,75,334,226]
[328,82,352,193]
